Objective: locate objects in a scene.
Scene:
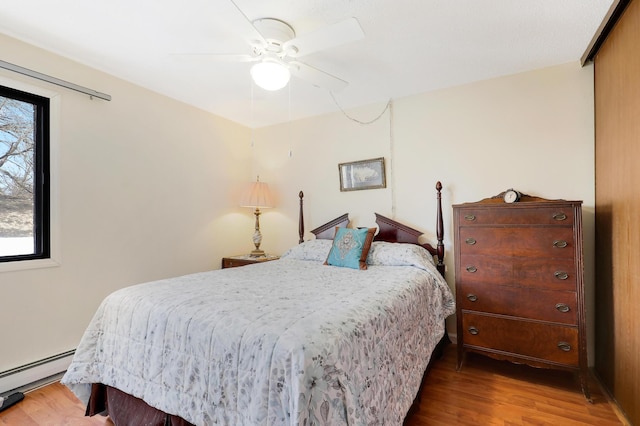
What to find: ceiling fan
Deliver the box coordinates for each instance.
[188,2,365,92]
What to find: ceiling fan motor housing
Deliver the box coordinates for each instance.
[252,18,296,54]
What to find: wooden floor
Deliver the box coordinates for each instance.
[0,382,113,426]
[405,344,625,425]
[0,344,625,425]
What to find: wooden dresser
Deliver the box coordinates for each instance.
[453,192,590,401]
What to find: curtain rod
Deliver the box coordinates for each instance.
[0,59,111,101]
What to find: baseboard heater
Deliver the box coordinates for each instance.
[0,350,75,395]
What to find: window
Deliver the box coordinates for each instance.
[0,84,50,262]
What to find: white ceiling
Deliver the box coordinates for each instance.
[0,0,612,128]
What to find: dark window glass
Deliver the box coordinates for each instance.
[0,85,50,262]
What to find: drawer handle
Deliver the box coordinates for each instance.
[554,271,569,280]
[466,265,477,273]
[557,342,572,352]
[468,326,479,335]
[465,238,477,245]
[553,240,568,248]
[464,214,476,221]
[553,213,567,221]
[466,294,478,302]
[555,303,571,313]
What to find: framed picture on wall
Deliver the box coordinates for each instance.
[338,157,386,191]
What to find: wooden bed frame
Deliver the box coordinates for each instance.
[85,181,447,425]
[304,181,445,277]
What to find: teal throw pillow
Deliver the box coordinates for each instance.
[325,227,375,270]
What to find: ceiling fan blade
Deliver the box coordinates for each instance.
[229,0,268,45]
[170,53,259,63]
[289,61,348,92]
[283,17,364,58]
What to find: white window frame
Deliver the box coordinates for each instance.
[0,76,60,273]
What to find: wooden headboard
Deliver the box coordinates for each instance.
[298,181,445,277]
[297,191,350,242]
[309,213,350,240]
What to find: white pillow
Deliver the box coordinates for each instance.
[366,241,435,270]
[281,239,333,262]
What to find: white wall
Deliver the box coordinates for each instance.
[254,61,596,363]
[0,31,596,377]
[0,34,253,373]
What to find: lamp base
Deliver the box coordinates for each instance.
[250,249,266,257]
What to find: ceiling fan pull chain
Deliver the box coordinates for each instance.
[288,81,293,157]
[250,80,255,148]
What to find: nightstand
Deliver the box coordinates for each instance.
[221,254,280,269]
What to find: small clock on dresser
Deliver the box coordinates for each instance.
[453,191,590,402]
[502,188,521,203]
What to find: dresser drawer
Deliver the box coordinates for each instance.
[457,206,575,226]
[222,258,254,268]
[221,255,279,268]
[458,227,575,258]
[459,281,577,324]
[461,313,579,366]
[458,254,577,291]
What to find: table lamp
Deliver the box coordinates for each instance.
[240,176,274,257]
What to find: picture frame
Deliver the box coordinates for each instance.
[338,157,386,191]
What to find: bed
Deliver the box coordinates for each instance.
[61,182,455,425]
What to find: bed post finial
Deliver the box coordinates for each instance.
[435,181,445,276]
[298,191,304,244]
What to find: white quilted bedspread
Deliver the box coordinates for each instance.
[62,256,454,425]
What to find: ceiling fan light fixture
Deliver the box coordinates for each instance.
[251,61,290,91]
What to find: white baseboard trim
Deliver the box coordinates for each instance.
[0,350,74,395]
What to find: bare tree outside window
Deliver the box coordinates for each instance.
[0,86,49,261]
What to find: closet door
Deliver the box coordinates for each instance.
[594,1,640,424]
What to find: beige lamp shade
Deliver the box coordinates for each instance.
[240,181,274,209]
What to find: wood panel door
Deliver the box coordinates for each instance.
[594,1,640,424]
